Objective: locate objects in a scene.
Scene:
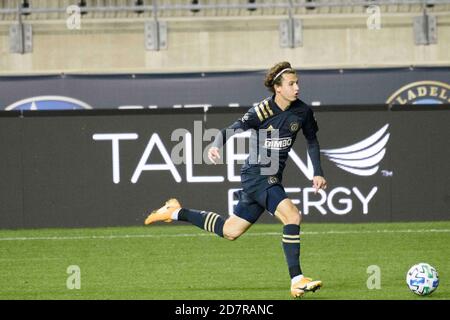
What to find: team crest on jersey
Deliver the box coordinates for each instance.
[268,176,279,184]
[289,122,300,132]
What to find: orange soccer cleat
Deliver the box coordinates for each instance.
[144,198,181,225]
[290,277,322,298]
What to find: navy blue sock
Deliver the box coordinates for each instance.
[178,209,225,238]
[282,224,302,279]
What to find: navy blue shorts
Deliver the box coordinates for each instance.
[234,185,288,224]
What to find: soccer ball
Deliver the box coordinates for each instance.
[406,263,439,296]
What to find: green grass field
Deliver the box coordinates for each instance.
[0,221,448,300]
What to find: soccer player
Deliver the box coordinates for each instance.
[145,61,327,298]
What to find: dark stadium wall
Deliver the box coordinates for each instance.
[0,117,24,228]
[0,106,449,229]
[1,67,450,110]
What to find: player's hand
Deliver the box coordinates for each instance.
[208,147,221,165]
[312,176,327,194]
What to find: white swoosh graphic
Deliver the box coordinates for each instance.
[322,124,389,154]
[336,165,379,176]
[321,124,390,176]
[326,134,389,160]
[329,149,386,169]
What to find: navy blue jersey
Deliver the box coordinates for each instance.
[213,96,323,195]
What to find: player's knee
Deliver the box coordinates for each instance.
[281,207,301,225]
[222,228,242,241]
[223,233,238,241]
[285,212,301,225]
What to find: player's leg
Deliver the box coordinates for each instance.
[144,196,255,240]
[144,198,227,237]
[274,198,302,281]
[226,190,265,240]
[274,197,322,298]
[222,215,252,241]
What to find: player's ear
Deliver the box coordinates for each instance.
[274,83,282,94]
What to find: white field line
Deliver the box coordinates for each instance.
[0,229,449,241]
